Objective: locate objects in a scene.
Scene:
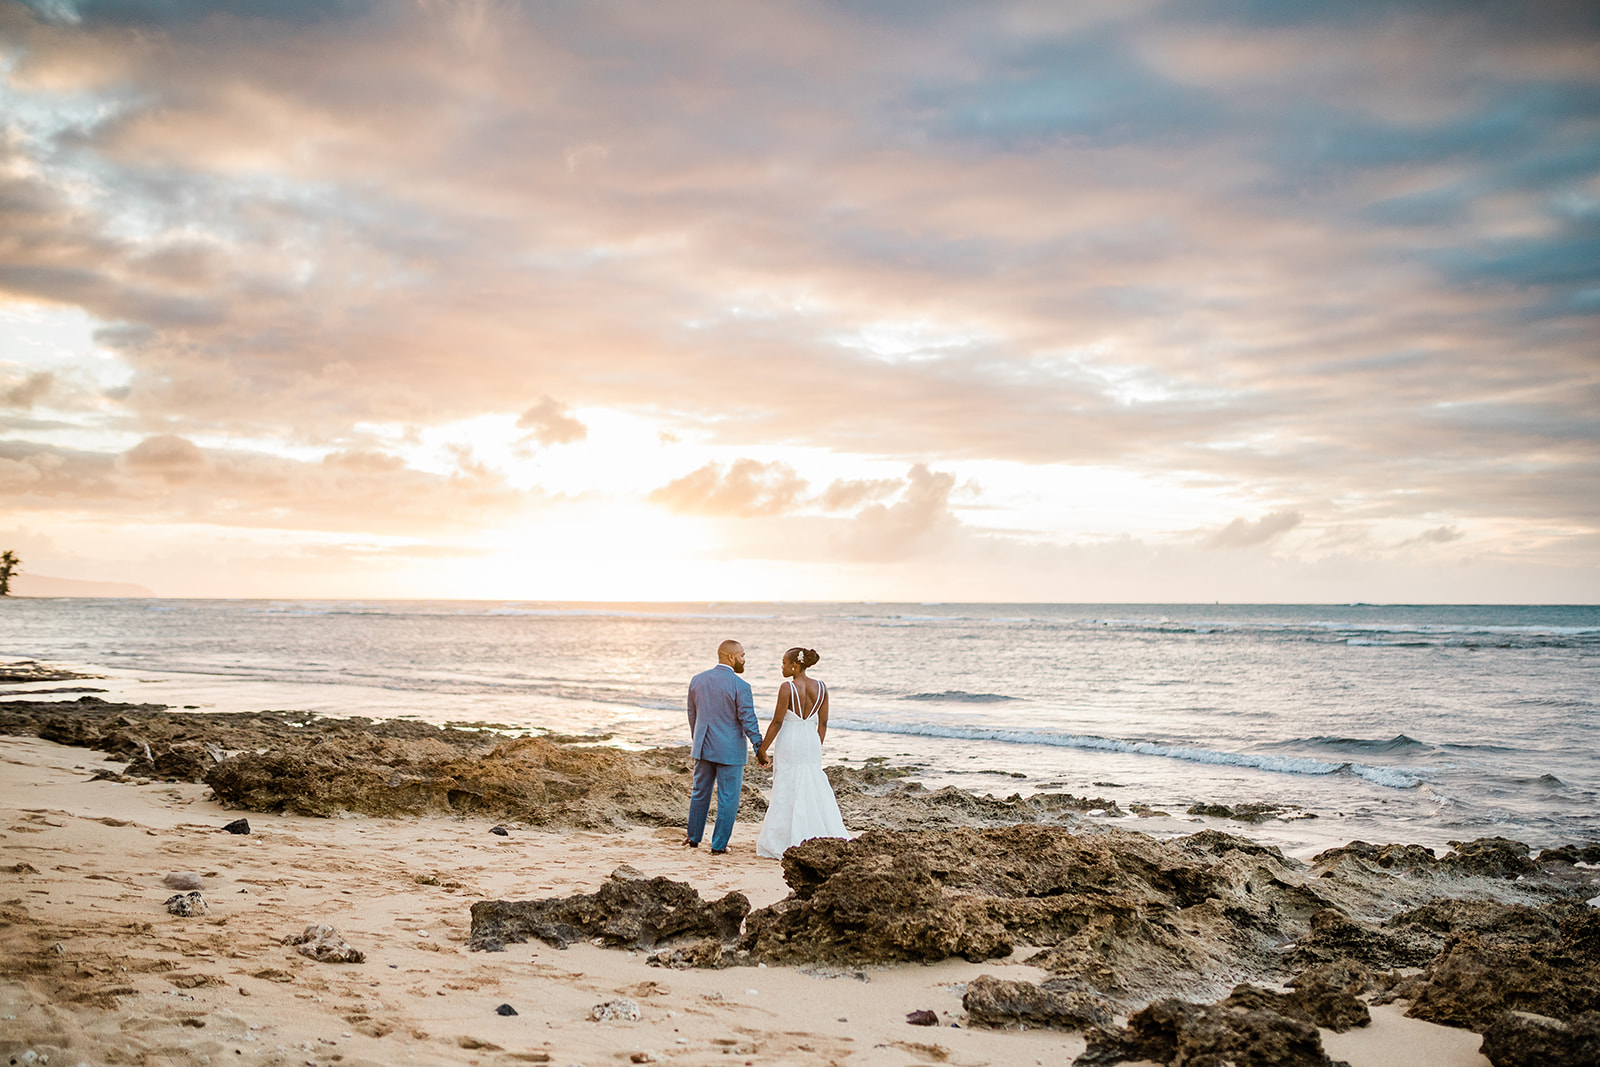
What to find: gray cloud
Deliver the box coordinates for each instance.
[1204,510,1303,550]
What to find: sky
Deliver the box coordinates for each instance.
[0,0,1597,602]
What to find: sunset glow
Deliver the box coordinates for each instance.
[1,2,1596,601]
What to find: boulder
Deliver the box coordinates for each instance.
[1479,1010,1600,1067]
[961,975,1112,1030]
[1077,997,1351,1067]
[469,868,748,952]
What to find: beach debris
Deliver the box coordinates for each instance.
[1077,997,1347,1067]
[489,825,510,836]
[163,871,203,891]
[630,1054,655,1064]
[469,870,749,952]
[165,891,208,917]
[282,924,366,964]
[494,1003,518,1016]
[905,1009,939,1026]
[961,976,1111,1031]
[4,862,39,875]
[456,1036,502,1050]
[414,873,440,884]
[591,998,642,1022]
[223,818,250,834]
[1480,1009,1600,1067]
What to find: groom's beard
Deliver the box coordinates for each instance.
[732,662,744,674]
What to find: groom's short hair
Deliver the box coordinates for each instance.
[717,639,742,658]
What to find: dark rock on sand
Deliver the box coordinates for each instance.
[1221,978,1370,1033]
[469,866,749,952]
[207,733,759,828]
[1187,802,1305,823]
[1077,997,1351,1067]
[1387,905,1600,1033]
[961,975,1112,1031]
[495,1003,518,1016]
[489,825,510,836]
[905,1009,939,1026]
[164,892,207,917]
[0,661,104,684]
[743,825,1333,999]
[222,818,250,835]
[1480,1010,1600,1067]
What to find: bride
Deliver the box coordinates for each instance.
[755,646,850,859]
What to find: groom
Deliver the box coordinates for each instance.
[685,639,767,854]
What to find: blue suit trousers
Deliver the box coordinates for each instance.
[686,759,744,851]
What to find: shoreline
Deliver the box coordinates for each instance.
[3,675,1599,1066]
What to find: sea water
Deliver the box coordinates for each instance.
[2,599,1595,853]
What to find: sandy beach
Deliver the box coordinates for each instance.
[1,725,1533,1067]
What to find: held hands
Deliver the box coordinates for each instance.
[756,746,771,768]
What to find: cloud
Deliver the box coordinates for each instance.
[649,459,808,518]
[0,435,526,534]
[515,396,587,446]
[1398,524,1465,548]
[0,2,1594,593]
[835,464,959,563]
[2,371,54,408]
[1203,510,1303,550]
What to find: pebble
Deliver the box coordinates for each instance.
[223,818,250,835]
[906,1009,939,1026]
[496,1003,518,1016]
[490,825,510,836]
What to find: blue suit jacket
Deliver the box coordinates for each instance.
[687,664,761,765]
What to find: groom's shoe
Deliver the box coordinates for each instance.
[683,839,699,848]
[710,848,728,855]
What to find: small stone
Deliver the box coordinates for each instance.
[282,924,365,963]
[489,825,510,836]
[906,1010,939,1026]
[164,872,203,891]
[223,818,251,835]
[165,891,208,917]
[495,1003,518,1016]
[631,1054,655,1063]
[591,998,642,1022]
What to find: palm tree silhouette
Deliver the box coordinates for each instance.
[0,551,19,597]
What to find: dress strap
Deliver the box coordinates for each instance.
[812,680,826,717]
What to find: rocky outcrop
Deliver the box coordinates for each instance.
[1383,905,1600,1032]
[469,867,749,952]
[206,733,743,827]
[1480,1010,1600,1067]
[742,825,1343,1001]
[1077,997,1351,1067]
[961,975,1112,1030]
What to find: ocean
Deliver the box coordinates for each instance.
[3,599,1596,854]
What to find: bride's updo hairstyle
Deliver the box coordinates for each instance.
[784,647,821,669]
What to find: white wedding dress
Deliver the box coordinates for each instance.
[756,679,850,859]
